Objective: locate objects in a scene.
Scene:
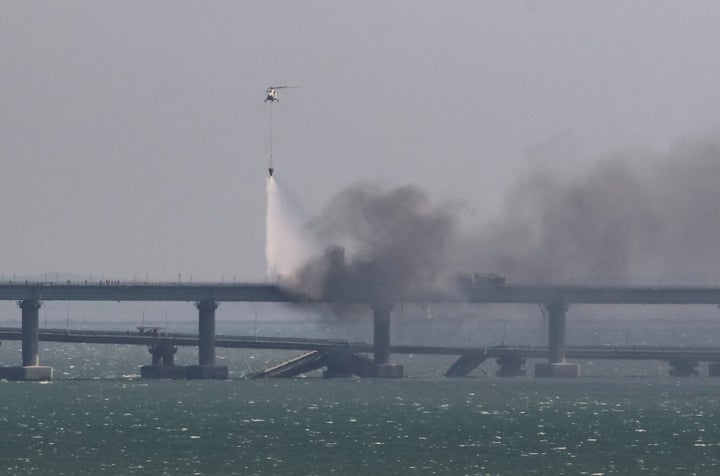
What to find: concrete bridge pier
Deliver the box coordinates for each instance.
[186,300,228,379]
[496,355,526,377]
[161,344,177,366]
[322,351,377,378]
[668,358,699,377]
[150,346,162,365]
[147,342,177,365]
[709,363,720,377]
[535,303,579,378]
[373,304,403,378]
[0,299,53,381]
[323,352,354,378]
[140,343,184,379]
[21,299,41,367]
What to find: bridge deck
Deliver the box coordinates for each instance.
[1,328,719,361]
[3,282,720,303]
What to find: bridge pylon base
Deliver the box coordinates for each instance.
[376,363,404,378]
[323,368,353,378]
[185,365,228,380]
[668,359,698,377]
[140,365,187,379]
[0,365,53,381]
[322,353,354,378]
[496,356,526,377]
[534,362,579,378]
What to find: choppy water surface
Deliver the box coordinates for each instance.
[2,377,720,475]
[1,313,720,474]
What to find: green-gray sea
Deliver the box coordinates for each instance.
[2,374,720,475]
[2,311,720,475]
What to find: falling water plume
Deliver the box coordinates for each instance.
[265,176,314,281]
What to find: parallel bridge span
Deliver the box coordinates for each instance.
[2,328,720,362]
[3,282,720,379]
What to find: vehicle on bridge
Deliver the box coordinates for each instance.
[136,326,164,336]
[455,273,507,291]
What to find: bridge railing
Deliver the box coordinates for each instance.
[0,280,277,287]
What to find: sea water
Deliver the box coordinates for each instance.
[1,376,720,475]
[2,313,720,475]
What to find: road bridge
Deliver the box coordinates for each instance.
[5,281,720,303]
[1,327,719,378]
[3,281,720,380]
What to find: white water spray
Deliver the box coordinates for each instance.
[265,176,314,281]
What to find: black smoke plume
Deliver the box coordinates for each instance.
[281,135,720,305]
[278,184,458,302]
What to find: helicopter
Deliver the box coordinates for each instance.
[264,85,300,103]
[265,85,301,176]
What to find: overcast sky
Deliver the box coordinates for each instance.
[2,1,720,282]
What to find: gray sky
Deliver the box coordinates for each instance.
[2,1,720,282]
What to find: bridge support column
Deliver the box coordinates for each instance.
[547,302,567,365]
[323,352,354,378]
[0,299,52,381]
[373,304,403,378]
[709,363,720,377]
[161,345,177,366]
[197,300,216,366]
[140,343,184,379]
[496,355,526,377]
[150,345,163,366]
[21,299,41,367]
[669,358,699,377]
[186,300,228,379]
[535,303,579,378]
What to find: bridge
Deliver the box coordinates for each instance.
[1,327,719,379]
[2,281,720,380]
[5,281,720,303]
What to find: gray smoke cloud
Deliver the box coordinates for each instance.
[281,135,720,305]
[278,184,458,303]
[461,136,720,284]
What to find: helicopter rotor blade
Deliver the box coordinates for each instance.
[267,85,302,90]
